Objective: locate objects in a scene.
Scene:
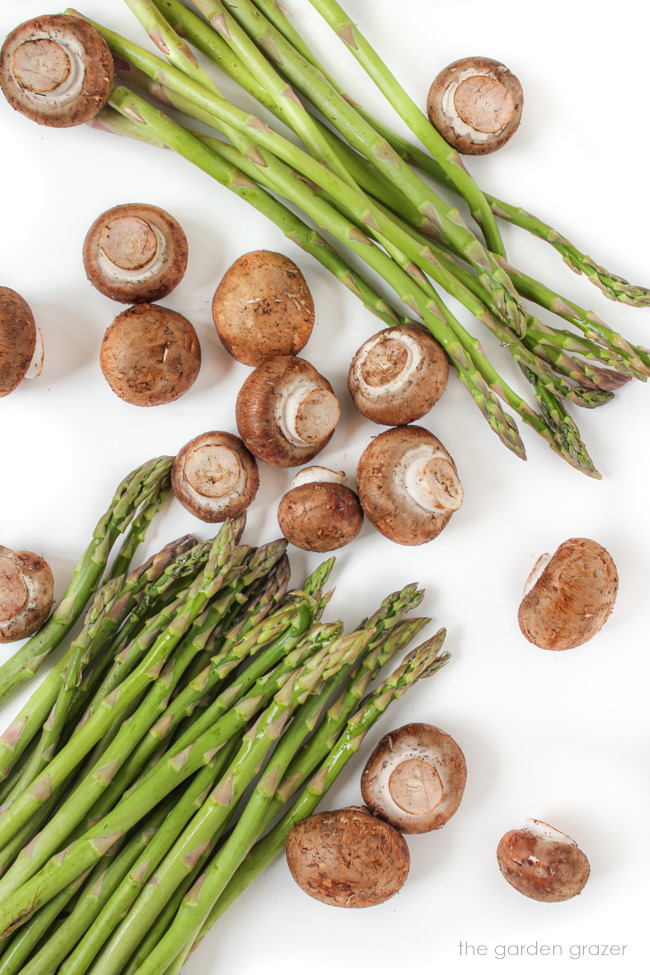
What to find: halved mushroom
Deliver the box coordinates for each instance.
[83,203,189,304]
[497,820,590,903]
[277,467,363,552]
[0,14,114,128]
[518,537,618,650]
[0,545,54,643]
[236,356,340,467]
[172,431,259,523]
[348,324,448,425]
[356,426,463,545]
[427,56,523,155]
[286,806,410,908]
[212,250,315,366]
[0,287,44,397]
[361,723,467,834]
[100,303,201,407]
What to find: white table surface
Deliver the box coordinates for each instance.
[0,1,648,972]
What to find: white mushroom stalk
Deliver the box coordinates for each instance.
[24,327,44,380]
[97,217,168,287]
[277,376,341,447]
[290,467,347,489]
[172,431,259,522]
[351,329,423,398]
[179,443,246,511]
[397,446,464,515]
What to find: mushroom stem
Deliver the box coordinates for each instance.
[355,331,421,393]
[290,467,347,489]
[24,327,44,380]
[98,217,167,282]
[0,555,28,622]
[280,380,341,446]
[401,449,464,514]
[182,444,244,500]
[10,31,86,104]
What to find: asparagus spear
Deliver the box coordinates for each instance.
[0,456,173,704]
[135,631,450,973]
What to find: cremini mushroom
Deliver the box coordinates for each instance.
[427,56,523,155]
[286,806,410,908]
[83,203,189,304]
[172,431,259,523]
[361,723,467,834]
[277,467,363,552]
[497,820,590,903]
[348,324,448,425]
[0,286,44,397]
[212,250,315,366]
[235,356,340,467]
[100,303,201,407]
[0,14,114,128]
[356,425,463,545]
[0,545,54,643]
[518,537,618,650]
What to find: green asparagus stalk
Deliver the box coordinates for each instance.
[0,596,322,935]
[253,0,650,307]
[137,630,450,973]
[193,632,450,947]
[0,521,240,886]
[0,457,173,704]
[88,627,374,975]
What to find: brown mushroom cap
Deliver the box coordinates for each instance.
[361,723,467,834]
[286,806,410,908]
[0,287,39,397]
[0,545,54,643]
[172,431,259,523]
[83,203,189,304]
[100,303,201,407]
[497,820,590,903]
[518,537,618,650]
[277,469,363,552]
[427,56,523,155]
[0,15,114,128]
[236,356,340,467]
[348,324,449,425]
[356,425,463,546]
[212,250,315,366]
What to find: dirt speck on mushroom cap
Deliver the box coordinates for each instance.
[518,537,618,650]
[285,806,410,908]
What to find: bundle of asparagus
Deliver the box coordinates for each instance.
[63,0,650,477]
[0,512,449,973]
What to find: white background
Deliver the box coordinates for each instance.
[1,1,648,972]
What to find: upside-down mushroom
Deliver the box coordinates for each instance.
[286,806,410,908]
[497,820,590,903]
[236,356,340,467]
[348,324,448,425]
[427,56,523,155]
[100,303,201,407]
[0,14,113,128]
[361,723,467,834]
[356,426,463,545]
[0,287,44,397]
[277,467,363,552]
[172,431,259,522]
[518,537,618,650]
[83,203,189,304]
[0,545,54,643]
[212,250,315,366]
